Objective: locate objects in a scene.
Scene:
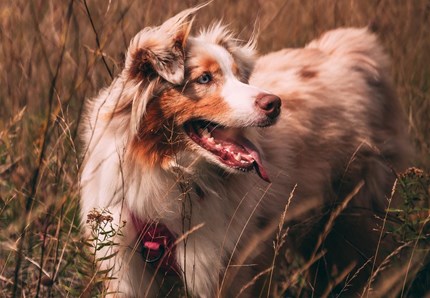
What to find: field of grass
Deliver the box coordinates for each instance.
[0,0,429,297]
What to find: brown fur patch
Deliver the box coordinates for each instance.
[128,49,158,82]
[159,86,230,124]
[199,56,221,74]
[231,62,240,76]
[299,66,318,79]
[187,54,222,82]
[128,98,184,168]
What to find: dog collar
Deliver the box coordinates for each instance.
[129,213,180,276]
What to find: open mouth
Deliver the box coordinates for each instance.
[183,120,270,182]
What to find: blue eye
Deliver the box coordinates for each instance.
[197,73,212,84]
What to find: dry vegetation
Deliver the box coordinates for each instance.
[0,0,429,297]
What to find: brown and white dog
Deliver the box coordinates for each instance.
[80,7,409,297]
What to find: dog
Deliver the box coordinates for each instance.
[80,6,410,297]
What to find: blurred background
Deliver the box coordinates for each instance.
[0,0,429,296]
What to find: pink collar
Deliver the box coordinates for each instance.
[130,213,180,276]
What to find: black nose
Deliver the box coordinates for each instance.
[255,93,281,119]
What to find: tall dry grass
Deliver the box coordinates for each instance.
[0,0,429,297]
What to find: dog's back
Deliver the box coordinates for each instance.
[239,28,411,296]
[253,27,408,210]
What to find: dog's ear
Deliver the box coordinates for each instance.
[125,7,200,85]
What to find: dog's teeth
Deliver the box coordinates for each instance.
[207,137,215,144]
[234,153,241,161]
[201,128,210,138]
[226,148,231,153]
[240,160,247,164]
[215,144,222,150]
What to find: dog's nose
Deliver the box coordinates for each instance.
[255,93,281,119]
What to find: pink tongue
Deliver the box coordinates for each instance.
[238,136,271,183]
[210,129,271,183]
[250,152,271,183]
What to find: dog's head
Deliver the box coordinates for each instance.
[119,7,281,182]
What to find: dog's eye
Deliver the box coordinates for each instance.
[196,73,212,84]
